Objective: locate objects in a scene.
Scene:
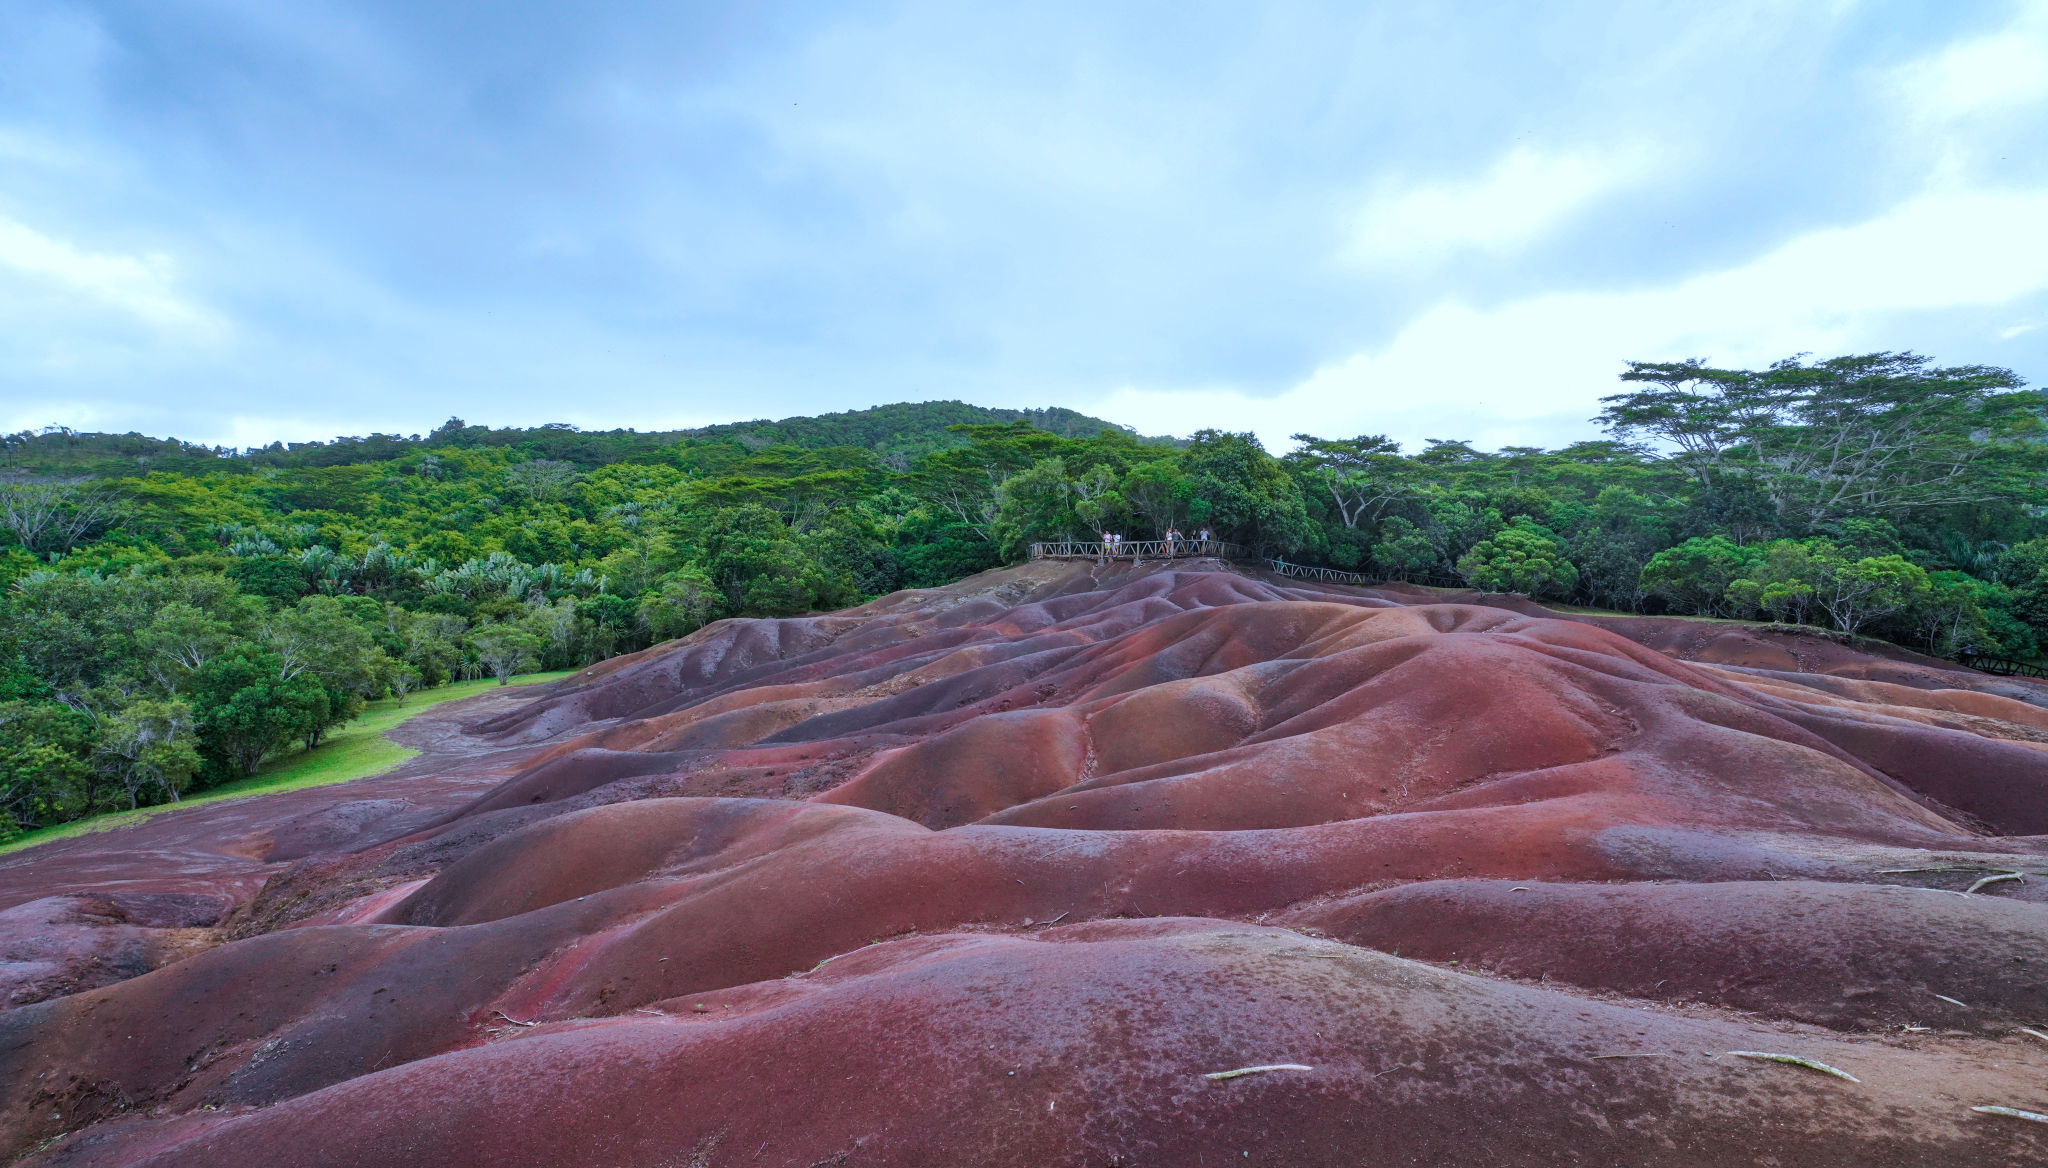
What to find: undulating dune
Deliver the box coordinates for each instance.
[4,559,2045,1165]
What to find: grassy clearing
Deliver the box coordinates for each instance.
[0,671,573,858]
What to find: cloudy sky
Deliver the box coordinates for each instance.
[4,1,2047,453]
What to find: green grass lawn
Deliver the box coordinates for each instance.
[0,670,574,858]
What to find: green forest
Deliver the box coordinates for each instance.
[3,351,2045,838]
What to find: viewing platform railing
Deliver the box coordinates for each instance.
[1264,559,1371,585]
[1265,560,1466,589]
[1955,649,2048,679]
[1028,539,1244,561]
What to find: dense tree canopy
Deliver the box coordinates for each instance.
[2,364,2043,838]
[1597,353,2040,525]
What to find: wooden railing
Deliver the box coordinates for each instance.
[1955,649,2048,679]
[1028,540,1244,561]
[1264,559,1466,589]
[1264,559,1372,585]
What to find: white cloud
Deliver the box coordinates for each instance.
[1892,6,2048,123]
[0,217,228,340]
[1343,144,1656,266]
[1098,186,2048,451]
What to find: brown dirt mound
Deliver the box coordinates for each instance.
[3,561,2045,1166]
[1285,878,2048,1031]
[29,922,2048,1168]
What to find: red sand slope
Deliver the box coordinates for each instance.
[3,560,2045,1166]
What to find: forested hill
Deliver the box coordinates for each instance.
[0,401,1167,479]
[692,403,1176,467]
[3,351,2047,840]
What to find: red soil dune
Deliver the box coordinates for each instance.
[2,560,2045,1166]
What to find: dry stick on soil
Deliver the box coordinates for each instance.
[1971,1106,2048,1124]
[2018,1027,2048,1045]
[1934,993,1970,1008]
[1203,1064,1313,1081]
[1966,872,2024,894]
[810,940,882,972]
[1727,1052,1860,1082]
[491,1010,539,1028]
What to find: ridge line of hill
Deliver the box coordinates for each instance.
[1,401,1182,480]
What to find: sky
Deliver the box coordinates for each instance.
[3,0,2047,454]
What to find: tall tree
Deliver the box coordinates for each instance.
[1178,430,1313,553]
[0,483,126,555]
[1600,352,2042,527]
[1286,434,1410,529]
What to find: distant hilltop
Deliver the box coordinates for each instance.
[1,401,1181,479]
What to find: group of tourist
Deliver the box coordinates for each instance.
[1095,527,1214,561]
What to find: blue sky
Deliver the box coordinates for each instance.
[4,1,2047,453]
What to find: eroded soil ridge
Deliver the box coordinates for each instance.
[4,561,2046,1165]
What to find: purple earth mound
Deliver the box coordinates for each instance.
[3,560,2045,1166]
